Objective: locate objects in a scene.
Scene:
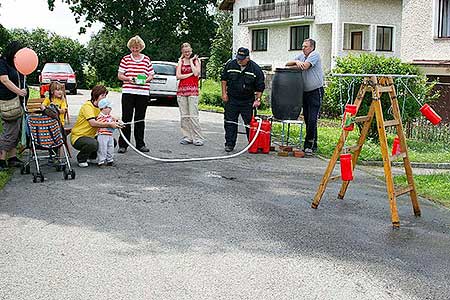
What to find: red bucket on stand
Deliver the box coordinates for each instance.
[420,104,442,125]
[340,153,353,181]
[342,104,358,131]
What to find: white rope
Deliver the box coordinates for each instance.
[118,118,263,163]
[397,78,424,107]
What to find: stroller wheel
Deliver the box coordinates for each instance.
[63,169,69,180]
[32,173,37,183]
[70,170,76,180]
[37,171,45,183]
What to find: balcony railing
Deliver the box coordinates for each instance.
[239,0,314,24]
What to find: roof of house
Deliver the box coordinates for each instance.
[219,0,234,11]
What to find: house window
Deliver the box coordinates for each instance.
[290,25,310,50]
[259,0,275,10]
[438,0,450,37]
[252,29,268,51]
[376,26,393,51]
[351,31,363,50]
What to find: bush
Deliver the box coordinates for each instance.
[324,54,439,139]
[199,79,271,110]
[199,80,222,107]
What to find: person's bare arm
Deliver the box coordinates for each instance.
[221,80,228,102]
[88,118,121,129]
[118,71,134,83]
[0,75,26,96]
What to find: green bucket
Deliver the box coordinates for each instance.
[135,74,147,85]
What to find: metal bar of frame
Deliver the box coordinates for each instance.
[331,73,418,78]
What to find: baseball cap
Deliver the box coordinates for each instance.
[236,47,250,60]
[98,98,112,109]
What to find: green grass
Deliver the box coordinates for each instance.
[394,173,450,207]
[270,118,450,163]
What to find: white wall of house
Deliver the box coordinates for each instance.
[401,0,450,62]
[229,0,403,72]
[338,0,402,58]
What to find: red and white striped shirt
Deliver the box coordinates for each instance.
[118,54,155,96]
[96,113,114,136]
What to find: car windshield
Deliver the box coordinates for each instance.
[153,63,176,76]
[43,64,73,73]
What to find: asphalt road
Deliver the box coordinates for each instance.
[1,90,450,299]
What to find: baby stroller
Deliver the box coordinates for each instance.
[20,103,75,182]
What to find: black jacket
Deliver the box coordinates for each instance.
[221,59,265,102]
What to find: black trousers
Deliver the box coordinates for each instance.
[303,87,324,151]
[118,93,149,149]
[72,136,98,163]
[224,99,253,147]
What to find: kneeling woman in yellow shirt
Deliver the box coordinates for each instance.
[70,85,122,168]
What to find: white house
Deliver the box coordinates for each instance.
[401,0,450,77]
[219,0,403,72]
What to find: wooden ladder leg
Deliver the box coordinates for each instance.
[338,102,376,199]
[387,78,421,217]
[311,131,348,208]
[373,92,400,228]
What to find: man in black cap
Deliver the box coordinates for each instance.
[221,47,265,152]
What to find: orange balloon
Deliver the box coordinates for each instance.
[14,48,39,75]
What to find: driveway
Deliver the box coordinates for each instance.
[1,90,450,299]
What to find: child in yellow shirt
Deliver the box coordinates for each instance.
[40,82,68,125]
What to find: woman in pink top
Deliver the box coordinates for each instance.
[176,43,204,146]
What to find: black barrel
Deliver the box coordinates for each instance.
[271,68,303,120]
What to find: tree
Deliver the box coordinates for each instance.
[0,24,11,54]
[9,28,87,86]
[206,10,232,81]
[47,0,217,59]
[52,0,218,85]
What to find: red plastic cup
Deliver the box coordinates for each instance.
[420,103,442,125]
[340,153,353,181]
[342,104,358,131]
[391,136,401,156]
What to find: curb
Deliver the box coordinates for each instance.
[315,155,450,170]
[358,161,450,169]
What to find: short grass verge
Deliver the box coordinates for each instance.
[393,173,450,207]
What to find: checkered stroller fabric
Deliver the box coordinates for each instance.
[27,114,64,149]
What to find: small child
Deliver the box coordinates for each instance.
[41,82,67,126]
[96,98,117,167]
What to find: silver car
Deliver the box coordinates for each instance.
[149,61,178,105]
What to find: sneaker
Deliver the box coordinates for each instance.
[304,148,313,157]
[137,146,149,152]
[78,162,89,168]
[87,158,98,164]
[180,137,193,145]
[118,147,127,154]
[193,140,204,146]
[97,163,105,168]
[224,145,234,152]
[106,161,115,166]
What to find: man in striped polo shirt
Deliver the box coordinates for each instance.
[117,35,155,153]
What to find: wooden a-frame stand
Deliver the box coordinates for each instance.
[311,76,421,228]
